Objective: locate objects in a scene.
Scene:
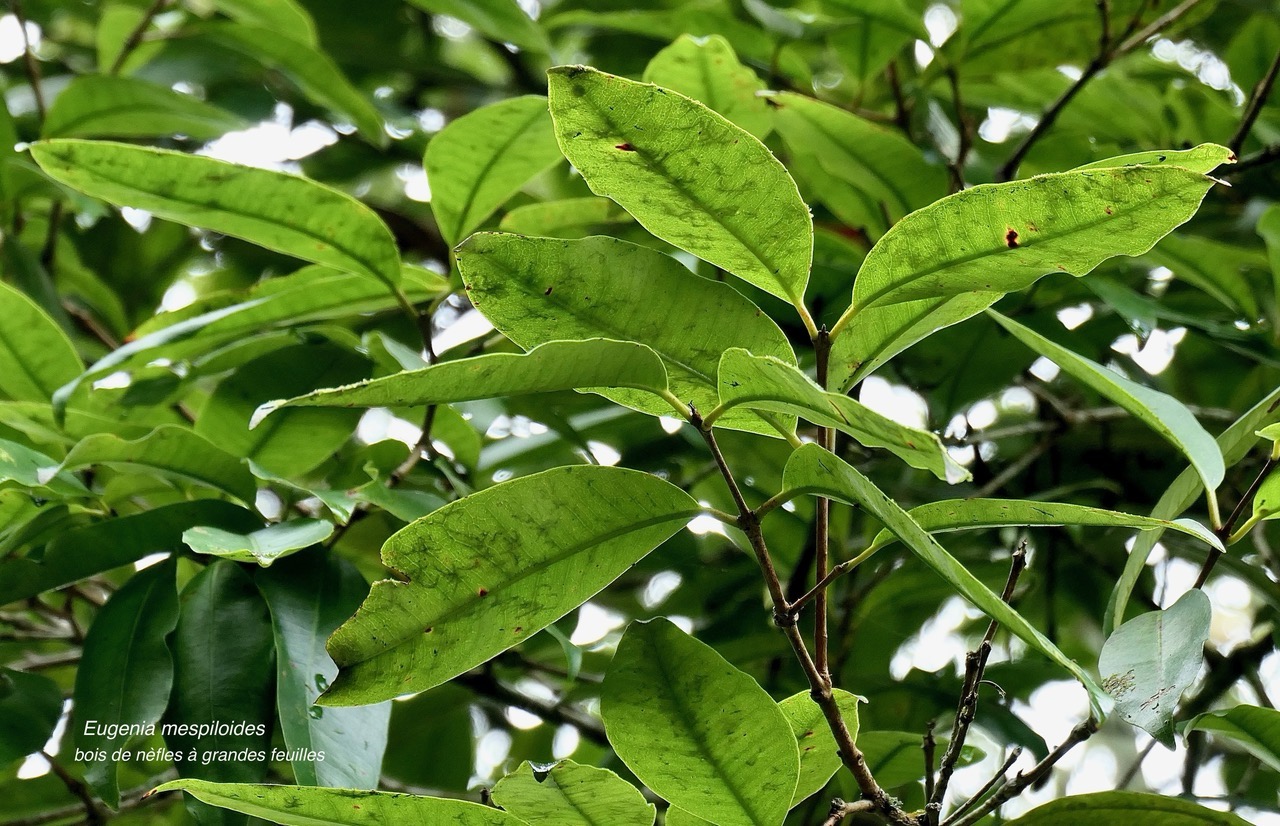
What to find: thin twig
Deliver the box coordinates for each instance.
[1228,48,1280,153]
[948,719,1099,826]
[108,0,168,75]
[923,720,938,803]
[814,328,834,683]
[824,799,876,826]
[944,748,1022,824]
[1196,456,1278,587]
[693,412,913,826]
[928,544,1026,823]
[43,752,104,824]
[455,672,608,746]
[945,65,969,192]
[10,0,45,122]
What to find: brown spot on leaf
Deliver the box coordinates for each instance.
[477,588,489,597]
[1005,229,1019,248]
[544,286,553,295]
[1104,206,1113,215]
[615,142,636,151]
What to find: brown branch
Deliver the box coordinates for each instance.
[1228,48,1280,154]
[43,752,104,824]
[108,0,167,75]
[923,720,938,803]
[944,748,1022,824]
[455,672,608,746]
[10,0,45,122]
[692,412,913,825]
[1195,456,1278,587]
[947,719,1099,826]
[824,799,876,826]
[814,329,834,682]
[927,544,1026,824]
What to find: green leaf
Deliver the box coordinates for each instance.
[61,266,443,411]
[1257,204,1280,321]
[165,562,275,826]
[404,0,547,53]
[1099,589,1210,747]
[715,348,967,482]
[323,466,700,704]
[197,342,370,478]
[1072,144,1238,173]
[74,559,178,807]
[195,23,384,144]
[0,437,90,497]
[457,233,797,436]
[990,311,1224,492]
[256,552,391,789]
[29,141,401,287]
[42,76,247,140]
[491,760,657,826]
[498,196,631,237]
[425,95,563,246]
[1250,472,1280,522]
[770,91,946,223]
[782,444,1108,717]
[602,618,800,826]
[1105,385,1280,634]
[0,668,62,766]
[829,146,1231,389]
[0,501,258,606]
[183,520,333,567]
[210,0,319,45]
[150,780,524,825]
[865,499,1222,555]
[1006,791,1250,825]
[0,282,80,403]
[1146,233,1265,317]
[547,66,813,308]
[56,425,257,504]
[642,35,771,139]
[778,689,862,806]
[1187,705,1280,772]
[258,339,670,423]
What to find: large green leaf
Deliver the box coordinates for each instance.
[425,95,563,246]
[1099,589,1210,747]
[602,618,800,826]
[257,339,670,422]
[183,520,334,567]
[0,501,258,606]
[197,342,369,479]
[771,91,946,223]
[322,466,700,704]
[778,689,862,806]
[164,562,275,826]
[1007,791,1250,825]
[74,559,178,807]
[194,23,383,144]
[491,761,657,826]
[151,781,523,825]
[1105,385,1280,634]
[457,233,796,436]
[715,348,967,482]
[1187,705,1280,773]
[828,145,1231,389]
[29,141,401,287]
[546,66,812,308]
[256,552,390,789]
[782,444,1108,716]
[990,311,1224,492]
[0,281,80,403]
[0,668,62,766]
[56,426,257,504]
[865,499,1222,555]
[43,76,246,140]
[405,0,547,52]
[643,35,771,139]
